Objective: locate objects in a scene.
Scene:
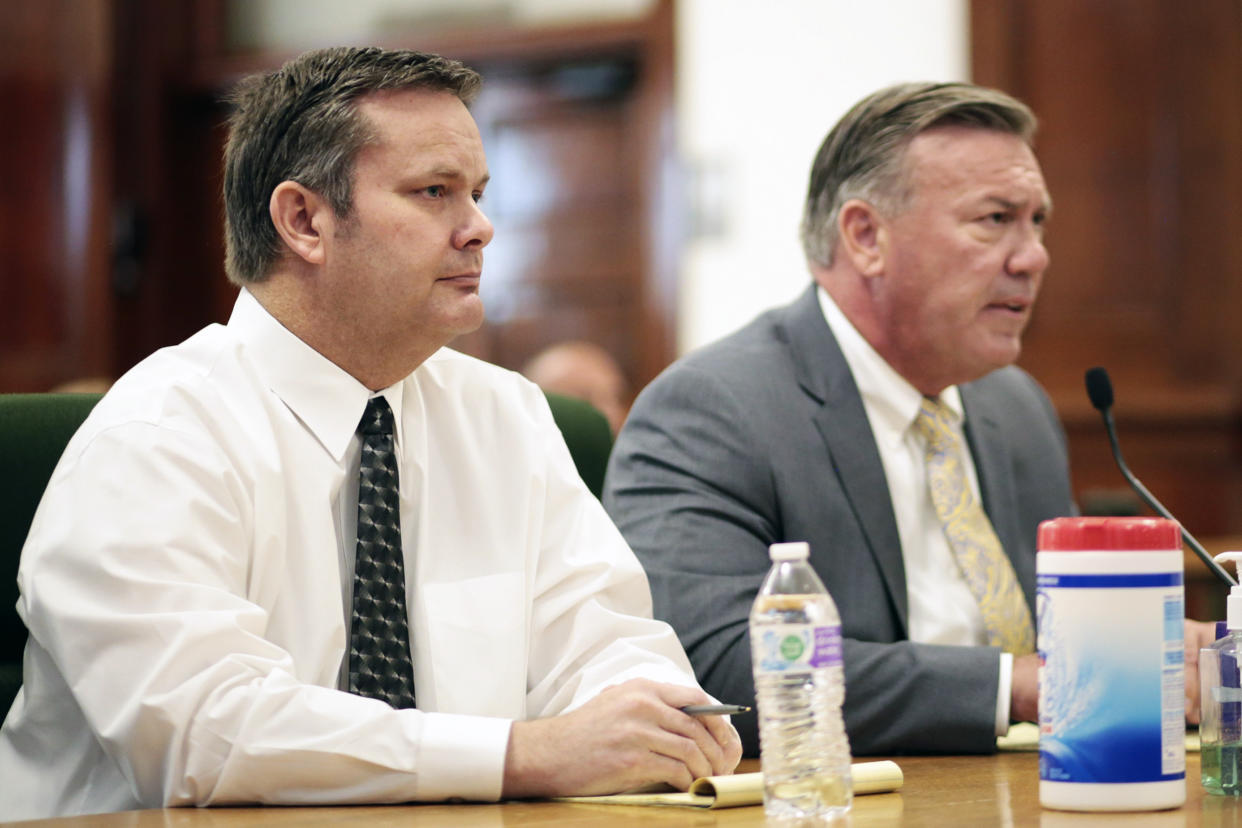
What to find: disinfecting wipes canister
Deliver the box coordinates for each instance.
[1037,517,1186,812]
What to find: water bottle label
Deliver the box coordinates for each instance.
[754,624,842,673]
[1037,569,1185,785]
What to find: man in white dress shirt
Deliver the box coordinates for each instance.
[603,81,1215,756]
[0,47,739,820]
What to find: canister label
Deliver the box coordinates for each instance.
[1037,570,1185,784]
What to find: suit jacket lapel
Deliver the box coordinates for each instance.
[780,286,909,630]
[960,383,1036,604]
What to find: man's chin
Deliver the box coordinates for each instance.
[445,301,485,338]
[979,341,1023,374]
[950,338,1023,386]
[976,322,1024,354]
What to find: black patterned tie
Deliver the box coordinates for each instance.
[348,396,416,709]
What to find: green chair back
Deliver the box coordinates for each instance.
[0,392,104,717]
[542,391,614,498]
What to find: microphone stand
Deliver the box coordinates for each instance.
[1088,369,1236,587]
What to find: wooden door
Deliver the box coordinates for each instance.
[973,0,1242,539]
[3,2,678,402]
[398,3,679,398]
[0,1,115,391]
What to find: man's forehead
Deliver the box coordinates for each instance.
[905,124,1035,163]
[903,125,1047,199]
[358,84,461,109]
[356,87,473,132]
[353,88,486,170]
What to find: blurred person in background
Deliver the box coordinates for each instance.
[522,340,630,435]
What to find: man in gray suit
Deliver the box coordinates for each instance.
[605,82,1070,756]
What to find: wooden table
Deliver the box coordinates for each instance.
[6,753,1239,827]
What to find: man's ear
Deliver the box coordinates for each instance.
[269,181,331,266]
[837,199,889,278]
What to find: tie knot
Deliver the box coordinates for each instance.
[913,397,955,446]
[358,396,395,437]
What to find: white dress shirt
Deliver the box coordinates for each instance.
[817,288,1013,733]
[0,289,701,820]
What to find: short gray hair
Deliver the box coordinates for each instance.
[800,82,1037,267]
[223,46,482,284]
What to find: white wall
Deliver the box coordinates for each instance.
[675,0,968,352]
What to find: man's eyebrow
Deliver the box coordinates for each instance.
[983,195,1054,215]
[415,167,490,188]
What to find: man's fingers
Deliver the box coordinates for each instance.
[650,724,715,784]
[503,680,744,798]
[666,706,744,779]
[643,751,697,792]
[1183,618,1216,726]
[698,714,743,774]
[676,709,741,775]
[1186,619,1217,654]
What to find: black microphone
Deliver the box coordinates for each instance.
[1084,367,1235,586]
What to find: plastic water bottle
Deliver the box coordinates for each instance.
[749,541,852,822]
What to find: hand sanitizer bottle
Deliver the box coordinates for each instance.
[1202,551,1242,796]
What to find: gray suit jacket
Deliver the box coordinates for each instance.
[603,285,1075,756]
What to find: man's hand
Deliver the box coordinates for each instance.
[1010,652,1040,723]
[502,678,743,798]
[1185,618,1218,725]
[1012,620,1217,726]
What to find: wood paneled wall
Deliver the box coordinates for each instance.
[3,1,1239,545]
[0,2,115,391]
[0,0,676,408]
[973,0,1242,537]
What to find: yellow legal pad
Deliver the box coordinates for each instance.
[556,760,903,809]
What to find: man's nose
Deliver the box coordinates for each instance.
[1008,228,1049,277]
[457,200,494,250]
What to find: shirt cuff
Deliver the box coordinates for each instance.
[412,712,512,801]
[995,651,1013,737]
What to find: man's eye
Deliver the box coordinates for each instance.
[425,185,445,198]
[472,191,484,204]
[987,212,1011,224]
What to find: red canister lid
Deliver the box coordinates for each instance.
[1037,516,1180,551]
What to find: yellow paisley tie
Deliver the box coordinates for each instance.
[913,397,1035,655]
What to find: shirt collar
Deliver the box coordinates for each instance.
[815,285,965,443]
[228,289,406,461]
